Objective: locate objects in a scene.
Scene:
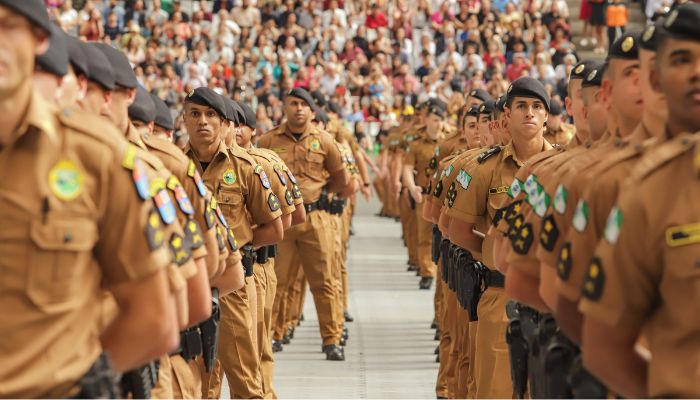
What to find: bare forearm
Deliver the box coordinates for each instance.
[211,259,245,295]
[326,171,350,193]
[186,258,212,327]
[291,204,306,225]
[252,219,283,247]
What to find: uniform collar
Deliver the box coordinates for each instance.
[10,91,59,147]
[184,137,230,166]
[125,122,148,150]
[503,139,552,167]
[283,121,318,141]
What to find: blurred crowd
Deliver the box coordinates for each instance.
[47,0,583,146]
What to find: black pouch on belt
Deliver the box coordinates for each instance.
[120,361,159,400]
[256,246,269,264]
[179,327,203,361]
[431,225,442,263]
[506,301,529,399]
[440,239,450,283]
[200,288,221,373]
[72,353,120,399]
[241,245,255,276]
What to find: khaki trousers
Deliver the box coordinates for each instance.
[204,277,263,399]
[272,210,343,346]
[473,287,512,399]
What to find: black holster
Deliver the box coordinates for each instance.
[200,288,221,373]
[120,361,159,399]
[241,245,255,277]
[256,246,270,264]
[178,327,203,361]
[461,258,481,321]
[267,244,277,258]
[431,225,442,263]
[543,328,577,399]
[330,196,346,215]
[506,302,529,399]
[319,189,331,212]
[72,353,120,399]
[448,245,461,292]
[569,354,608,399]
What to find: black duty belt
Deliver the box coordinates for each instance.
[174,327,203,361]
[483,268,505,288]
[304,200,322,213]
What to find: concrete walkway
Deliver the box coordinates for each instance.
[223,198,439,398]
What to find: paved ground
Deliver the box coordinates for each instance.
[222,197,439,398]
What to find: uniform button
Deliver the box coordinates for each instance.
[64,233,73,243]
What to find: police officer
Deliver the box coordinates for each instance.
[543,99,576,146]
[152,94,177,140]
[182,87,283,397]
[0,1,178,396]
[257,88,349,361]
[447,77,554,398]
[580,4,700,397]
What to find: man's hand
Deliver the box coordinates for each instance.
[409,186,423,204]
[361,185,371,201]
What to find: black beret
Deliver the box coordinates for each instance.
[222,97,245,124]
[429,98,448,113]
[36,24,68,77]
[185,87,227,118]
[506,77,551,111]
[64,35,88,77]
[478,100,495,116]
[640,19,663,51]
[311,90,328,108]
[328,101,344,116]
[549,99,564,116]
[427,103,446,118]
[581,62,605,88]
[495,95,507,112]
[128,86,156,123]
[93,43,138,89]
[152,94,174,131]
[660,2,700,43]
[569,60,598,80]
[81,42,115,90]
[465,105,480,118]
[0,0,51,34]
[287,88,316,108]
[239,102,257,129]
[607,31,640,61]
[467,88,492,102]
[314,107,330,125]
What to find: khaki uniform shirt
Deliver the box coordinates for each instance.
[446,142,544,267]
[579,133,700,398]
[0,95,170,398]
[544,122,576,146]
[143,134,240,277]
[558,124,657,300]
[404,135,442,190]
[186,139,282,247]
[257,122,345,204]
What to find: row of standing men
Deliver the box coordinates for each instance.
[374,4,700,398]
[0,0,372,397]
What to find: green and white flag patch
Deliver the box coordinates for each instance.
[553,184,568,215]
[534,192,551,217]
[443,164,454,178]
[572,200,590,232]
[508,178,523,198]
[604,206,623,244]
[456,169,472,189]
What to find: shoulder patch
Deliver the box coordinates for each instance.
[169,233,192,266]
[581,257,605,301]
[511,222,534,254]
[268,193,281,212]
[433,180,444,198]
[187,160,208,197]
[446,182,458,208]
[151,177,177,225]
[572,200,589,232]
[211,198,228,228]
[274,164,287,186]
[604,206,624,244]
[285,189,294,206]
[131,159,151,201]
[203,199,216,229]
[184,218,205,250]
[167,176,194,216]
[215,226,226,251]
[477,146,502,164]
[254,164,271,189]
[553,184,568,215]
[539,214,559,251]
[145,210,165,250]
[557,242,573,281]
[227,228,238,252]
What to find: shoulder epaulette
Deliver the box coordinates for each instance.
[477,146,502,164]
[630,135,697,181]
[229,145,257,165]
[58,107,125,149]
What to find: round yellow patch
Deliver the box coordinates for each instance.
[574,64,585,74]
[49,159,84,201]
[310,139,321,150]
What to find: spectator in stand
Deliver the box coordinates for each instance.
[506,52,530,82]
[366,4,388,29]
[588,0,608,53]
[606,0,628,49]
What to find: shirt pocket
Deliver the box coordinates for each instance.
[217,188,244,224]
[27,217,98,312]
[305,150,325,177]
[663,244,700,331]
